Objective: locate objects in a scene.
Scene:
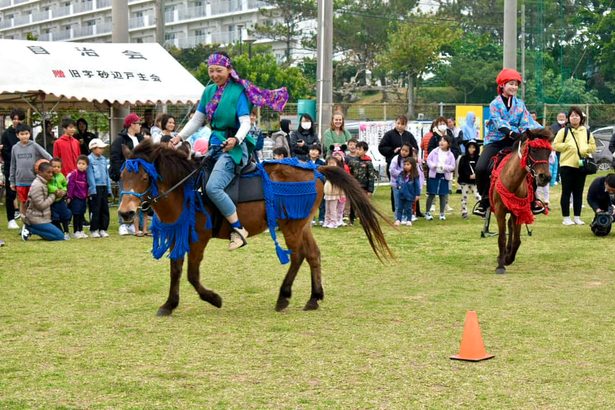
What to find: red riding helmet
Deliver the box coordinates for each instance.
[496,68,522,88]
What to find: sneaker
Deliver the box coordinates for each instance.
[531,200,546,215]
[90,230,101,238]
[21,226,30,241]
[8,219,19,230]
[430,205,436,212]
[425,212,433,221]
[118,224,130,236]
[439,214,446,221]
[63,233,70,240]
[229,226,248,251]
[562,217,575,226]
[403,221,412,226]
[81,231,89,238]
[411,215,418,222]
[127,224,136,235]
[574,217,585,225]
[319,220,324,226]
[473,204,487,217]
[0,239,4,247]
[99,230,109,238]
[394,220,401,226]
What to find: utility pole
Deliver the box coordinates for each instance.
[155,0,165,45]
[111,0,130,142]
[316,0,333,141]
[503,0,517,69]
[521,3,526,99]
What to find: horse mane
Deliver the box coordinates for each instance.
[524,127,554,141]
[130,139,195,185]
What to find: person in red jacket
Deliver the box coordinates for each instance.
[53,118,81,176]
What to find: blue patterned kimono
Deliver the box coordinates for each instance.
[485,96,541,145]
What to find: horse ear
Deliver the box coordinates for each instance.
[122,144,132,159]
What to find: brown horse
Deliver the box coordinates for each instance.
[490,128,553,274]
[117,141,392,315]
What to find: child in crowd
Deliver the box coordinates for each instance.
[307,144,326,225]
[272,147,288,160]
[67,155,90,238]
[308,144,325,166]
[48,158,72,239]
[536,150,557,210]
[425,135,456,221]
[457,140,482,219]
[389,143,413,221]
[53,117,81,176]
[9,124,52,221]
[323,156,347,229]
[349,141,376,224]
[21,161,65,241]
[345,138,359,167]
[330,145,351,174]
[395,157,421,226]
[87,138,112,238]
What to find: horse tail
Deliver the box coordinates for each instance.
[318,166,394,261]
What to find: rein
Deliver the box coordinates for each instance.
[519,138,552,178]
[121,157,206,211]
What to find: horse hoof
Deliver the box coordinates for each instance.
[303,300,319,311]
[275,298,289,312]
[156,307,173,316]
[495,268,506,275]
[202,293,223,308]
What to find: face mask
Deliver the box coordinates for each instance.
[301,122,311,130]
[558,120,566,125]
[437,125,448,133]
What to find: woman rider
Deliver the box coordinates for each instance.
[473,68,544,217]
[172,52,288,250]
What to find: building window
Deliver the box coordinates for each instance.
[86,20,95,26]
[164,32,176,40]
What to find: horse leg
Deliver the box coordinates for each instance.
[274,221,307,312]
[301,228,323,311]
[506,215,514,257]
[186,238,222,309]
[505,216,522,266]
[495,213,507,274]
[157,259,184,316]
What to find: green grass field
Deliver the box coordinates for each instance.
[1,174,614,409]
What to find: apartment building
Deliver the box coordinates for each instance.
[0,0,274,52]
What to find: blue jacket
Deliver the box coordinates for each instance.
[396,174,421,201]
[485,95,541,145]
[87,153,112,196]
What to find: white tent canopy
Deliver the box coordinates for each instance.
[0,39,204,108]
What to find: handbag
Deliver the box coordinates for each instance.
[565,127,598,175]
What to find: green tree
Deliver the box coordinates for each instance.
[379,16,460,118]
[525,69,602,107]
[250,0,317,65]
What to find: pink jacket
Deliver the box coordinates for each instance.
[426,148,456,180]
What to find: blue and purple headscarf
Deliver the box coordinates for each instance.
[205,53,289,123]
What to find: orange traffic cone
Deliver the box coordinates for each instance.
[450,311,495,362]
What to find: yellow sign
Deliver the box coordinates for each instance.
[456,105,483,140]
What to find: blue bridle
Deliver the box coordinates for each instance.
[120,158,160,210]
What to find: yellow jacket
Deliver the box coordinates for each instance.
[553,125,596,168]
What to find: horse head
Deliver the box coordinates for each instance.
[521,128,553,187]
[118,140,159,223]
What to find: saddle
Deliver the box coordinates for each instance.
[488,148,512,173]
[197,156,264,236]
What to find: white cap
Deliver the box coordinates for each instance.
[88,138,108,150]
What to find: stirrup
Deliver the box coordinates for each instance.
[229,226,248,251]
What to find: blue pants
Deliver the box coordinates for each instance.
[206,143,248,217]
[26,223,64,241]
[51,199,72,223]
[396,195,414,222]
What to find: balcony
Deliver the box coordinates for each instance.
[73,1,94,14]
[129,14,153,29]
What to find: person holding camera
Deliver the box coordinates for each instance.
[587,173,615,236]
[290,113,319,161]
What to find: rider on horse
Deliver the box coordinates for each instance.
[474,68,546,217]
[171,51,288,250]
